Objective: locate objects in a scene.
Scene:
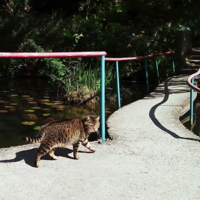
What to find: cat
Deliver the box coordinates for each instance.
[21,115,100,167]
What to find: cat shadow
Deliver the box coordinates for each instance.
[0,147,73,167]
[0,147,95,167]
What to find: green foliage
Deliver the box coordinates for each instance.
[60,62,113,94]
[0,0,199,94]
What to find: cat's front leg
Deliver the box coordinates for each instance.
[73,141,81,159]
[48,148,58,160]
[81,139,96,152]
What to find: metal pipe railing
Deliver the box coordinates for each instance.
[105,51,175,109]
[0,51,175,142]
[187,68,200,125]
[0,52,107,58]
[0,51,107,142]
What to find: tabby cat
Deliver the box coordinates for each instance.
[21,115,100,167]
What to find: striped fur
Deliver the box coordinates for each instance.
[21,115,100,167]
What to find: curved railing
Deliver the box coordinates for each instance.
[106,51,175,108]
[187,68,200,92]
[187,68,200,126]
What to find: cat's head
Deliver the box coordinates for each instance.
[82,115,100,134]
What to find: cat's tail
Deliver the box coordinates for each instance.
[20,135,43,143]
[20,124,47,143]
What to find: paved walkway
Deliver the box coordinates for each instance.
[1,74,200,200]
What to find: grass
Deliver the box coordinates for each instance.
[64,62,113,94]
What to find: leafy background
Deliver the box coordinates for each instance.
[0,0,198,93]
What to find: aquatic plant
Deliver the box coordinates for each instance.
[59,61,114,103]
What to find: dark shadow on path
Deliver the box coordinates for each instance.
[0,147,73,167]
[149,77,200,142]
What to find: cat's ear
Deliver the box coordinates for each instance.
[95,116,100,121]
[86,116,90,121]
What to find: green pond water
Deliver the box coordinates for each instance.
[0,78,156,148]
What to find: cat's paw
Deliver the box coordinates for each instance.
[74,156,80,160]
[34,162,39,168]
[89,147,96,152]
[51,155,58,160]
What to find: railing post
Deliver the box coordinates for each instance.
[190,78,194,126]
[115,61,121,108]
[172,60,175,75]
[144,58,149,94]
[155,58,160,84]
[100,56,106,142]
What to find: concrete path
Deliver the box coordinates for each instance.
[0,74,200,200]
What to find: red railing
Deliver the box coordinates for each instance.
[0,52,106,58]
[105,51,175,61]
[0,50,175,141]
[0,51,107,142]
[105,51,175,108]
[187,68,200,92]
[187,67,200,126]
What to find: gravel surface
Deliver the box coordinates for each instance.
[1,74,200,200]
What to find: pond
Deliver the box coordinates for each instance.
[0,78,156,148]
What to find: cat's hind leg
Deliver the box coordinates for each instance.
[81,139,96,152]
[35,144,52,167]
[73,141,81,159]
[48,148,58,160]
